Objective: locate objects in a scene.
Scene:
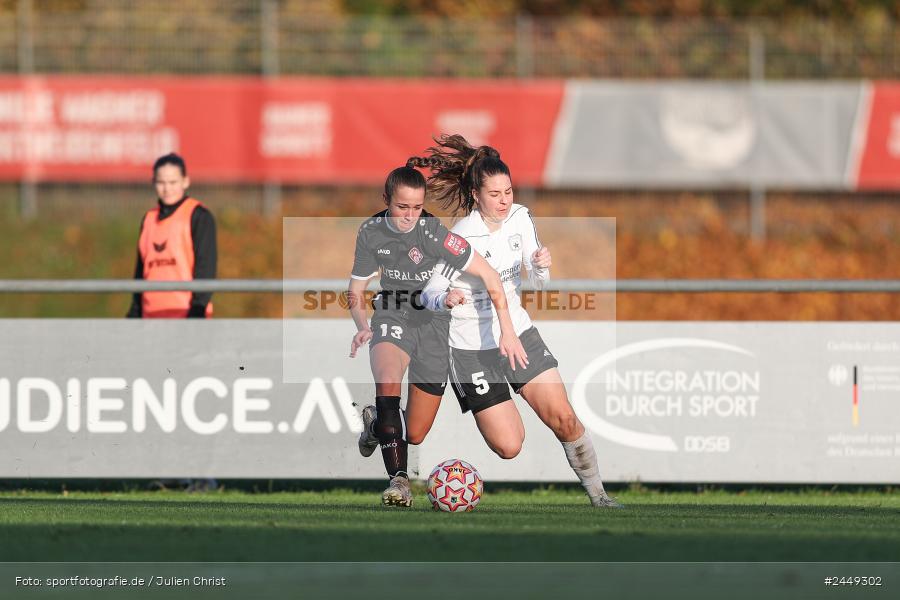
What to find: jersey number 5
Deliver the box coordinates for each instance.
[472,371,489,395]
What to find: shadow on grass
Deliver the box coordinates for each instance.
[1,498,899,562]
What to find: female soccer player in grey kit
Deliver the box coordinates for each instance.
[415,135,620,508]
[349,166,527,507]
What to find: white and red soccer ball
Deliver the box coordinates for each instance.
[426,459,483,512]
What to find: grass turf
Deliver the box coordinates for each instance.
[2,487,899,562]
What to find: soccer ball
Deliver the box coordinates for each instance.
[426,459,483,512]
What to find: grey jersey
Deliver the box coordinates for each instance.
[351,210,474,302]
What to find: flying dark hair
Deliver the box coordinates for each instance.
[383,166,426,202]
[407,134,510,215]
[153,152,187,178]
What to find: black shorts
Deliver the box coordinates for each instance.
[448,326,559,414]
[369,307,450,397]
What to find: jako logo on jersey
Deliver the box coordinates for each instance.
[484,251,492,258]
[408,246,423,264]
[443,232,468,256]
[153,240,167,253]
[508,234,522,251]
[377,248,391,255]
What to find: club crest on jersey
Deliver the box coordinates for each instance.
[408,246,423,264]
[508,234,522,251]
[443,232,468,256]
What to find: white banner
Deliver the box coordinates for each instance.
[545,81,864,189]
[1,320,898,483]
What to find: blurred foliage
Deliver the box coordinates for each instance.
[2,190,900,320]
[1,2,898,319]
[1,0,898,18]
[0,0,899,77]
[341,0,900,19]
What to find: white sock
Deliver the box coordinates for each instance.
[561,432,607,501]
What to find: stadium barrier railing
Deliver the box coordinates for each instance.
[0,279,899,293]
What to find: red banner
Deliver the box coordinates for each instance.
[856,82,900,189]
[0,76,563,185]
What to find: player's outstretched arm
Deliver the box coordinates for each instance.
[421,263,466,311]
[464,252,529,371]
[522,211,551,288]
[348,277,373,358]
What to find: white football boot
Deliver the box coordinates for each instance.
[590,492,624,509]
[382,474,413,507]
[358,405,379,457]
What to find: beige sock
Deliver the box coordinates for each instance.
[561,432,607,501]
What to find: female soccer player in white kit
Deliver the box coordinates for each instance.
[413,135,620,508]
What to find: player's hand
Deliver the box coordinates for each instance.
[350,327,373,358]
[532,247,552,269]
[445,289,466,308]
[499,332,528,371]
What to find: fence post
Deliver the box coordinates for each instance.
[261,0,280,77]
[514,15,539,208]
[516,13,534,79]
[749,25,765,81]
[750,186,767,241]
[261,0,282,218]
[17,0,37,220]
[17,0,34,73]
[749,25,766,241]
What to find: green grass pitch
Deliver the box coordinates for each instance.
[2,486,899,562]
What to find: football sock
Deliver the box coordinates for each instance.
[374,395,408,479]
[561,432,607,502]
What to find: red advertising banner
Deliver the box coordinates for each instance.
[0,76,563,185]
[855,82,900,190]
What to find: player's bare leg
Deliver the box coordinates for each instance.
[369,342,409,397]
[520,369,621,508]
[368,342,413,507]
[404,382,442,445]
[473,401,525,459]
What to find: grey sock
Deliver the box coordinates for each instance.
[561,432,607,501]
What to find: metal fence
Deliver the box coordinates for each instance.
[3,279,900,293]
[3,2,900,231]
[3,1,900,79]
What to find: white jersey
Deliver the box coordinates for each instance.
[422,204,549,350]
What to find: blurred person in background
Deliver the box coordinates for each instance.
[127,152,218,493]
[126,152,217,319]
